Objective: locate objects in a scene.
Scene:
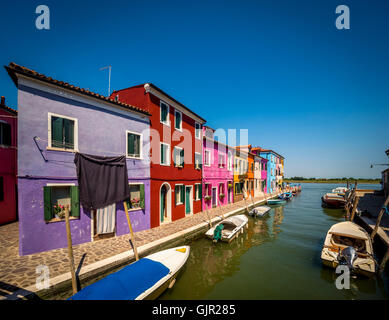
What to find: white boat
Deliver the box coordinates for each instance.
[249,206,271,218]
[331,187,348,195]
[205,214,248,243]
[70,246,190,300]
[321,221,375,276]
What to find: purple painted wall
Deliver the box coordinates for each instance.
[17,79,151,255]
[202,127,234,210]
[261,158,268,193]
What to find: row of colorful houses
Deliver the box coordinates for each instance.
[1,62,284,255]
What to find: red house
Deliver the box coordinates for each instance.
[0,96,17,225]
[111,84,206,228]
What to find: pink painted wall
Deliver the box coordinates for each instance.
[202,127,234,210]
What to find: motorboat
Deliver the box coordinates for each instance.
[249,205,271,217]
[278,192,293,201]
[69,246,190,300]
[321,193,346,208]
[331,187,348,196]
[267,199,286,205]
[321,221,375,277]
[205,214,248,243]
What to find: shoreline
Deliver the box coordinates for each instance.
[284,180,380,184]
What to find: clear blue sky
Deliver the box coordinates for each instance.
[1,0,388,178]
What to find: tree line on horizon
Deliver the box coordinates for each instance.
[285,177,381,181]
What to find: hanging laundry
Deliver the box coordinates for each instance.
[74,153,130,210]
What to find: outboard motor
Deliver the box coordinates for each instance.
[338,246,358,271]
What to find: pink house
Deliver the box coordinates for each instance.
[202,126,234,210]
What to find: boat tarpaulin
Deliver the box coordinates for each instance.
[74,153,130,210]
[69,258,170,300]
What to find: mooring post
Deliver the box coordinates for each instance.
[123,201,139,261]
[64,205,77,294]
[379,247,389,274]
[350,196,360,222]
[371,195,389,243]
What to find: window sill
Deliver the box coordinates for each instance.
[128,207,144,212]
[47,147,78,153]
[126,156,143,160]
[46,216,79,224]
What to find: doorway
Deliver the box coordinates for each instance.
[160,183,172,224]
[212,187,217,208]
[185,186,193,215]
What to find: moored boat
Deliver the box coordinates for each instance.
[278,192,293,201]
[267,199,286,205]
[249,205,271,217]
[321,221,375,276]
[69,246,190,300]
[321,193,346,208]
[331,187,348,196]
[205,214,248,243]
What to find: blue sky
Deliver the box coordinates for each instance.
[1,0,388,178]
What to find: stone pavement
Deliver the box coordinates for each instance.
[0,192,278,298]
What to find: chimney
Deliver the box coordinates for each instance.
[0,96,4,106]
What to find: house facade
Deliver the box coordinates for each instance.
[258,148,284,194]
[0,96,18,225]
[233,150,248,202]
[253,154,262,198]
[202,126,234,210]
[7,63,151,255]
[110,83,206,228]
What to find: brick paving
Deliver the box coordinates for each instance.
[0,193,277,297]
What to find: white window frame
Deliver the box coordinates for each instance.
[47,112,79,152]
[126,130,143,159]
[160,142,170,166]
[195,152,202,169]
[194,183,201,201]
[195,122,201,140]
[175,184,184,205]
[218,153,225,168]
[204,149,211,167]
[128,182,145,212]
[228,151,232,171]
[174,109,182,131]
[173,146,184,167]
[160,101,170,126]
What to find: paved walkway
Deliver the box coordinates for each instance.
[0,193,277,298]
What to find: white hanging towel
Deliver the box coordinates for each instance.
[96,203,116,234]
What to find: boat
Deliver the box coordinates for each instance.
[331,187,348,196]
[321,193,346,208]
[249,205,271,217]
[205,214,248,243]
[267,199,286,205]
[278,192,293,201]
[321,221,375,276]
[69,246,190,300]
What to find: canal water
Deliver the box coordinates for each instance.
[159,183,389,300]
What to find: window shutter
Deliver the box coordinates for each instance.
[140,184,145,209]
[181,185,185,204]
[64,119,74,149]
[43,186,52,222]
[51,117,63,148]
[128,133,135,156]
[70,186,80,218]
[161,104,168,122]
[199,184,202,200]
[181,149,184,166]
[175,185,179,205]
[161,144,165,164]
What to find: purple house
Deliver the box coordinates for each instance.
[202,126,234,210]
[6,63,151,256]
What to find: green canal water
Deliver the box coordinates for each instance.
[159,183,389,300]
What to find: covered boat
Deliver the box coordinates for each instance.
[249,205,271,217]
[69,246,190,300]
[321,193,346,208]
[267,199,286,205]
[278,192,293,201]
[321,221,375,276]
[205,214,248,243]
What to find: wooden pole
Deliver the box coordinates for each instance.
[64,205,77,294]
[350,196,360,222]
[123,201,139,261]
[379,247,389,274]
[371,195,389,243]
[242,186,249,213]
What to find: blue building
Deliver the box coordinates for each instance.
[259,149,283,194]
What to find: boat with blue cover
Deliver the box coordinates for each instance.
[267,199,286,205]
[278,192,293,201]
[69,246,190,300]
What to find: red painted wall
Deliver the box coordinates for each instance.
[0,106,17,225]
[111,85,203,228]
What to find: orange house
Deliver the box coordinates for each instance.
[235,145,255,198]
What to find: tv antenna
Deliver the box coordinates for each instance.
[99,65,111,97]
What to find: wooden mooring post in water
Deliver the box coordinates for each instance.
[64,205,78,295]
[123,201,139,261]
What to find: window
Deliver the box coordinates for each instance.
[219,183,225,196]
[173,147,184,167]
[175,185,185,205]
[126,184,145,210]
[160,101,170,125]
[174,110,182,131]
[204,150,211,166]
[195,123,201,139]
[43,185,80,222]
[49,114,77,151]
[235,182,243,195]
[195,184,202,201]
[228,152,232,171]
[0,177,3,201]
[0,121,11,146]
[195,152,202,169]
[218,154,225,168]
[204,183,211,196]
[160,143,170,166]
[127,131,142,159]
[251,163,254,172]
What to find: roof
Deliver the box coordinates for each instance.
[5,62,150,117]
[113,82,206,123]
[253,146,284,159]
[0,103,17,116]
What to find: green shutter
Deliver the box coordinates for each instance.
[70,186,80,218]
[128,133,134,156]
[51,117,63,148]
[64,119,74,149]
[43,186,52,222]
[140,184,145,209]
[161,144,165,164]
[175,185,179,205]
[181,185,185,204]
[199,184,202,199]
[161,104,168,122]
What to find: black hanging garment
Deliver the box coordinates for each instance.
[74,153,130,210]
